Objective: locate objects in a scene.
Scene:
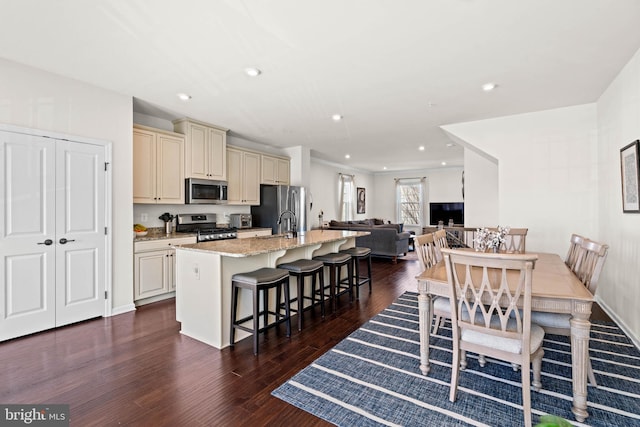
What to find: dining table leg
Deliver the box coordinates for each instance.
[570,301,593,422]
[417,284,432,375]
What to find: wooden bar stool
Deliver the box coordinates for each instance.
[312,252,353,312]
[340,247,372,299]
[277,259,325,331]
[229,267,291,355]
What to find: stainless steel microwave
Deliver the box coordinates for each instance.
[185,178,228,204]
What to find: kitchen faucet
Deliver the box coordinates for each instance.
[277,210,297,238]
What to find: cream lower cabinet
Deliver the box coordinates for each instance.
[261,155,290,185]
[134,236,196,303]
[133,125,185,204]
[227,147,261,205]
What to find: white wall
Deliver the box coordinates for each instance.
[596,46,640,341]
[0,59,134,313]
[442,94,640,344]
[371,167,464,234]
[442,104,598,256]
[309,158,374,226]
[463,149,499,226]
[309,160,464,234]
[285,146,311,188]
[426,168,465,203]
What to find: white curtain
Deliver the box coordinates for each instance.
[339,174,355,221]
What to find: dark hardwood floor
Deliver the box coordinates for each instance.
[0,251,612,426]
[0,253,422,426]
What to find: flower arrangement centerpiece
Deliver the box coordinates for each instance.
[474,225,510,252]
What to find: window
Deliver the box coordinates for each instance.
[339,174,355,221]
[396,178,425,226]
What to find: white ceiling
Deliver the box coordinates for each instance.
[2,0,640,172]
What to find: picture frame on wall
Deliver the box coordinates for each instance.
[620,140,640,213]
[357,187,366,214]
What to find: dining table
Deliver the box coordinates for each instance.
[416,251,595,422]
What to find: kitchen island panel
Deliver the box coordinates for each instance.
[175,230,366,349]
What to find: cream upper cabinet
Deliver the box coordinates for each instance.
[227,147,261,205]
[133,125,185,204]
[173,118,227,180]
[261,155,290,185]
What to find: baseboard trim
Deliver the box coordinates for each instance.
[110,303,136,317]
[596,295,640,350]
[135,292,176,307]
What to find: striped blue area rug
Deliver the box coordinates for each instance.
[272,291,640,426]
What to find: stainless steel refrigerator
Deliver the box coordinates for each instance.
[251,185,308,235]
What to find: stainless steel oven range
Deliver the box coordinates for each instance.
[175,213,237,242]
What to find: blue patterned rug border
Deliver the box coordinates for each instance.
[272,291,640,426]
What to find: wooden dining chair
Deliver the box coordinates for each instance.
[415,233,438,270]
[565,234,585,272]
[415,233,450,334]
[432,229,449,262]
[574,239,609,294]
[487,227,528,253]
[531,238,609,386]
[503,228,527,253]
[441,248,543,427]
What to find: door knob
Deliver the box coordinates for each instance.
[59,238,76,244]
[37,239,53,246]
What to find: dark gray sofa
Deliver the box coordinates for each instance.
[327,219,411,263]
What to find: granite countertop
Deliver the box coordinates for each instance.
[176,229,369,257]
[134,227,197,242]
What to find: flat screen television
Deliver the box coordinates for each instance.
[429,202,464,226]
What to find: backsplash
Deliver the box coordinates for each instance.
[133,204,250,228]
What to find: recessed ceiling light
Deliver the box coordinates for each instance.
[482,82,497,92]
[332,114,343,121]
[245,67,261,77]
[383,166,387,170]
[441,161,447,166]
[177,93,192,101]
[419,146,425,151]
[345,154,350,159]
[446,142,454,147]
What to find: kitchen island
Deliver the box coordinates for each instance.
[174,229,368,349]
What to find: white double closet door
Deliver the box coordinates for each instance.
[0,130,106,341]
